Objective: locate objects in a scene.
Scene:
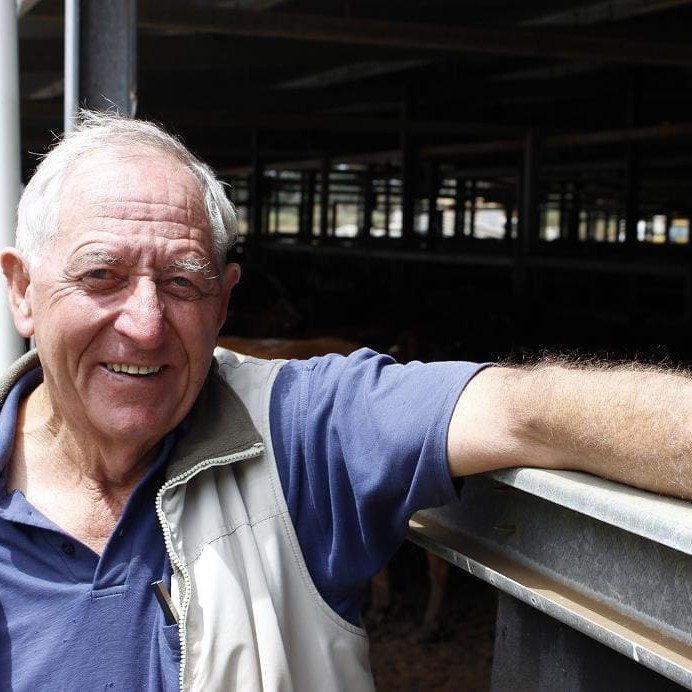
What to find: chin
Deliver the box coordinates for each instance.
[94,407,181,444]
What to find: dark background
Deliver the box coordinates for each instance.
[18,0,692,363]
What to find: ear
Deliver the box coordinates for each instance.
[216,262,241,332]
[0,249,35,337]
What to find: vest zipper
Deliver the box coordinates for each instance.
[154,441,265,692]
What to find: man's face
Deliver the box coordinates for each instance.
[5,147,239,453]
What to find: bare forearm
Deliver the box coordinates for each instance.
[448,361,692,499]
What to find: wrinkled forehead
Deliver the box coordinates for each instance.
[57,145,209,229]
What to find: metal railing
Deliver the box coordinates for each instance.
[409,469,692,690]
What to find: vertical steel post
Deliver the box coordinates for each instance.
[400,132,416,244]
[584,209,593,241]
[426,160,440,243]
[299,170,315,241]
[0,0,27,368]
[305,170,316,239]
[272,176,282,234]
[360,165,374,240]
[468,180,477,238]
[567,186,580,245]
[64,0,80,132]
[400,91,416,245]
[623,145,640,244]
[319,157,331,238]
[492,594,683,692]
[503,198,514,242]
[330,201,338,236]
[79,0,137,115]
[513,131,540,336]
[623,72,640,246]
[249,129,264,241]
[454,178,466,238]
[521,130,541,252]
[383,175,391,237]
[558,183,568,241]
[664,214,672,244]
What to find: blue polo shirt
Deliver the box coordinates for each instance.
[0,368,181,690]
[0,351,481,689]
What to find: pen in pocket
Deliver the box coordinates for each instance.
[151,580,179,625]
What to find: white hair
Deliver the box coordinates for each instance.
[16,110,238,268]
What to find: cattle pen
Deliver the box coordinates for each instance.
[8,1,692,689]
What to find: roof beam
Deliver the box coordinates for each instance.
[523,0,692,26]
[18,100,520,137]
[219,121,692,173]
[131,7,692,68]
[219,0,289,8]
[274,59,431,89]
[419,122,692,158]
[33,4,692,67]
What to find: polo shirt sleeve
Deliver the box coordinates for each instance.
[269,347,486,623]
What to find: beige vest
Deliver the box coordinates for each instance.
[157,349,374,691]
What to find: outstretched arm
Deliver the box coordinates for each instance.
[447,360,692,499]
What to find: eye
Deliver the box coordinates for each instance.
[164,276,204,300]
[86,269,112,280]
[81,268,122,290]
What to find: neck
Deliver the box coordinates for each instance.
[6,384,161,553]
[26,383,159,481]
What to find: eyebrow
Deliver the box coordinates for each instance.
[71,250,124,268]
[67,251,218,280]
[164,257,218,280]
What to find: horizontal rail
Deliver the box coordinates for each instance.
[409,471,692,688]
[490,468,692,556]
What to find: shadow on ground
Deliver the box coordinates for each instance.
[365,542,496,692]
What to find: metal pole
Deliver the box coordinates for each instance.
[454,178,466,238]
[319,157,330,238]
[469,180,477,238]
[400,101,416,245]
[426,160,440,242]
[0,0,27,367]
[64,0,80,132]
[79,0,137,115]
[384,175,391,236]
[304,170,315,239]
[360,166,374,240]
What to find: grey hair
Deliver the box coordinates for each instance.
[16,110,238,268]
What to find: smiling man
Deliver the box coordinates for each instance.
[3,139,239,553]
[1,112,692,691]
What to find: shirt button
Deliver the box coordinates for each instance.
[61,541,75,555]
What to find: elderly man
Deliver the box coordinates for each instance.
[0,111,690,690]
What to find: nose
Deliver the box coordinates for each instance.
[113,277,166,349]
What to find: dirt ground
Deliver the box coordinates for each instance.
[365,542,497,692]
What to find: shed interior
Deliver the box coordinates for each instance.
[17,0,692,361]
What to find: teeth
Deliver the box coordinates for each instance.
[106,363,162,375]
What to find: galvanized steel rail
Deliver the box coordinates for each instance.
[409,469,692,690]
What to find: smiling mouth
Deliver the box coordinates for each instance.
[104,363,162,376]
